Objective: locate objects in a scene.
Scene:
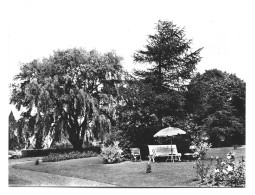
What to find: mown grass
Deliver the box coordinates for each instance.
[12,147,245,187]
[9,175,32,185]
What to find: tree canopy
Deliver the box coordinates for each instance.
[186,69,246,146]
[10,48,123,149]
[134,20,203,92]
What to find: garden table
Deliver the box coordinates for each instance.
[183,153,193,161]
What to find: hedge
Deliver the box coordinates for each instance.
[21,146,101,157]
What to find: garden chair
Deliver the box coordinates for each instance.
[130,148,142,162]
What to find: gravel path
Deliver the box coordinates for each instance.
[9,158,115,187]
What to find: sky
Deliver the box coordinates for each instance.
[7,0,254,82]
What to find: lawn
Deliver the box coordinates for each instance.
[12,146,245,187]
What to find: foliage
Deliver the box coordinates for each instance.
[117,83,159,147]
[9,111,19,150]
[117,73,186,148]
[134,20,202,92]
[100,142,123,164]
[102,127,124,146]
[9,111,26,150]
[114,20,203,148]
[10,48,123,149]
[192,142,212,160]
[187,119,212,160]
[206,152,245,187]
[186,69,245,147]
[42,151,98,162]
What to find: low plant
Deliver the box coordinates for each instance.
[35,159,39,165]
[146,155,153,173]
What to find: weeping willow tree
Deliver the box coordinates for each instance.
[10,48,123,149]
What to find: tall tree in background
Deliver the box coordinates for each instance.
[134,20,203,92]
[186,69,245,146]
[132,20,203,129]
[9,111,18,150]
[10,48,123,149]
[116,76,160,147]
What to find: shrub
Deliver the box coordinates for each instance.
[101,142,123,164]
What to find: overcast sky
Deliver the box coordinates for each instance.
[6,0,254,117]
[8,0,254,82]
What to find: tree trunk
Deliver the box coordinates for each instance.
[158,60,163,92]
[67,124,83,150]
[68,135,83,150]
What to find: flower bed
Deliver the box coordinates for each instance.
[206,152,245,187]
[42,151,98,162]
[194,151,245,187]
[20,146,101,157]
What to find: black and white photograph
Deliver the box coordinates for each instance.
[5,0,254,189]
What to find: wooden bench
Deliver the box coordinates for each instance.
[148,145,182,162]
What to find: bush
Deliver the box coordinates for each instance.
[101,142,123,164]
[42,151,98,162]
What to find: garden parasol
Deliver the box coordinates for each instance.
[154,127,186,162]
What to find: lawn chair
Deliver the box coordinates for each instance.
[130,148,142,162]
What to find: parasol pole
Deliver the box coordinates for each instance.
[171,137,174,163]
